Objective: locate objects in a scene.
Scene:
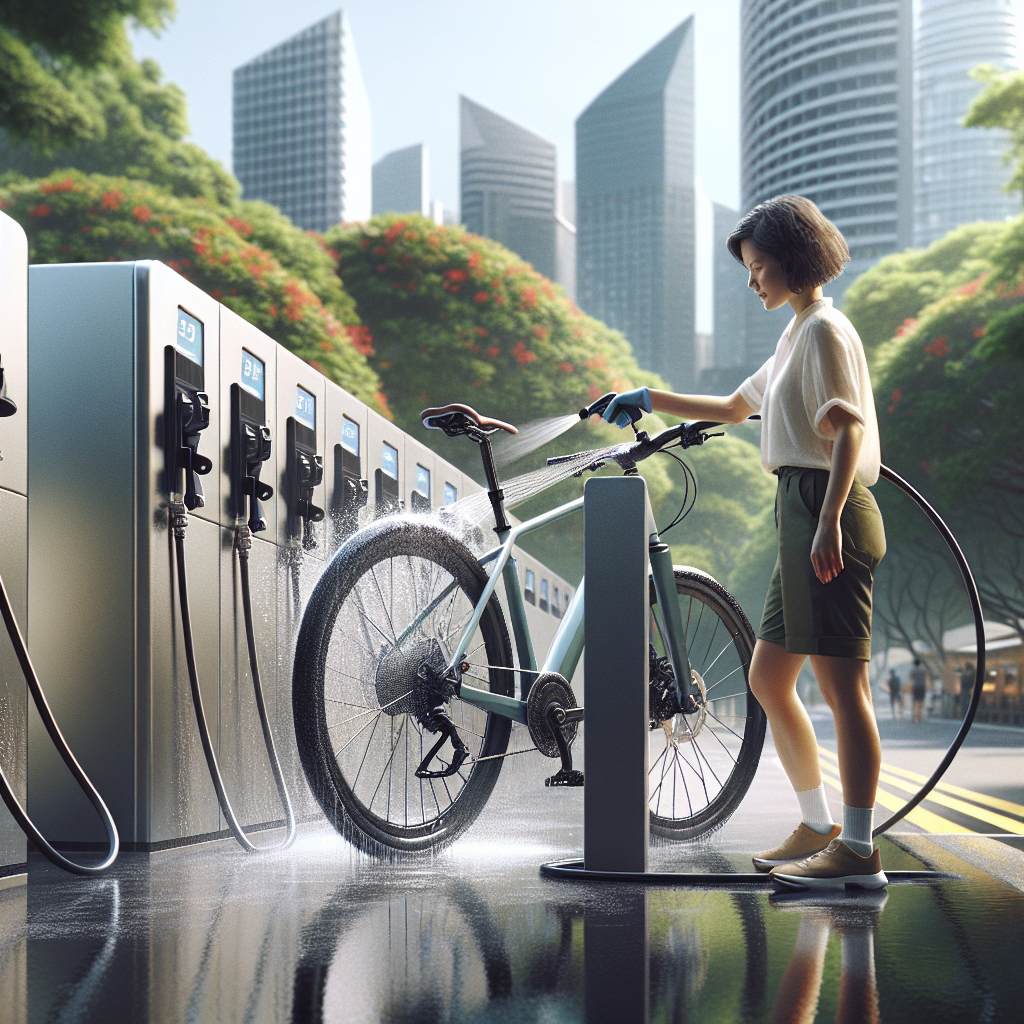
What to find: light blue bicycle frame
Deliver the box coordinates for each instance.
[433,483,694,724]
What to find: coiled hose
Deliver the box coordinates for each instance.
[873,465,986,836]
[172,502,296,852]
[0,569,119,874]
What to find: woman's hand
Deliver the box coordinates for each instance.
[811,515,844,583]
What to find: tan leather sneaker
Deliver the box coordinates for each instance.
[752,823,842,872]
[769,839,889,891]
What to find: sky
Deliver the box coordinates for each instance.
[130,0,743,216]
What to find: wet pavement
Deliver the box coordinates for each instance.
[3,734,1024,1023]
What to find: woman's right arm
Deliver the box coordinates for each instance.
[648,389,754,424]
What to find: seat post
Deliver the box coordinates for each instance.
[474,433,510,534]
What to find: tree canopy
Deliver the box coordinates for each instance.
[0,25,237,205]
[0,171,384,411]
[0,1,174,155]
[966,65,1024,198]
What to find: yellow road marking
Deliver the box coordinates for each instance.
[875,762,1024,820]
[819,768,975,835]
[818,745,1024,829]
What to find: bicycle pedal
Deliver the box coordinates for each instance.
[545,768,584,788]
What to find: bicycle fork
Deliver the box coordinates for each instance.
[648,536,697,711]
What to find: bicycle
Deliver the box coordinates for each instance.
[292,399,767,854]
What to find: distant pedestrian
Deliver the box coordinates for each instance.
[910,659,928,723]
[886,669,903,718]
[957,662,975,718]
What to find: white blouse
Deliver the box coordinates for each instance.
[738,298,880,486]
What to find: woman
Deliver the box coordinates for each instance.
[602,195,887,890]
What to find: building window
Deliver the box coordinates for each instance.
[552,585,561,618]
[524,569,536,605]
[539,579,549,613]
[443,482,458,505]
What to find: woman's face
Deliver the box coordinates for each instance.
[740,238,794,312]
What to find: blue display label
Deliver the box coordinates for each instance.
[240,350,265,401]
[341,417,360,456]
[295,386,316,430]
[176,308,203,366]
[415,465,430,497]
[443,483,458,506]
[381,442,398,480]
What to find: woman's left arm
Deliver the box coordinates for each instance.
[811,406,864,584]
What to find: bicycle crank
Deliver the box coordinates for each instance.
[526,672,584,787]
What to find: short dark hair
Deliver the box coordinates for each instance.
[726,195,849,292]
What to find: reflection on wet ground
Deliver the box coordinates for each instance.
[2,751,1022,1023]
[0,826,1020,1023]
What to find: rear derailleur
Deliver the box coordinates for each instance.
[412,662,469,780]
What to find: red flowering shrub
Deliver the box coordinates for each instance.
[1,172,383,413]
[326,213,664,439]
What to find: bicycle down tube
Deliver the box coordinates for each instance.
[454,483,697,722]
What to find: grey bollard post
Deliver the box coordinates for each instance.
[583,475,650,873]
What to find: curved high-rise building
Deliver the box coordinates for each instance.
[740,0,913,359]
[460,97,557,280]
[914,0,1021,248]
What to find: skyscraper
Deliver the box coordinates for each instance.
[576,18,696,390]
[914,0,1021,247]
[233,10,371,231]
[740,0,913,361]
[460,97,557,280]
[712,202,746,372]
[373,144,429,217]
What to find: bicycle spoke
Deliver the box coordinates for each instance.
[704,661,746,693]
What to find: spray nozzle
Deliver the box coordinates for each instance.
[580,393,616,420]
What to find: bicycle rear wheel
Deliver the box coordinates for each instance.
[649,567,765,840]
[293,519,514,853]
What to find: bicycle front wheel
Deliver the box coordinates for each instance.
[293,519,514,853]
[649,567,765,840]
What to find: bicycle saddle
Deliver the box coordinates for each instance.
[420,403,518,437]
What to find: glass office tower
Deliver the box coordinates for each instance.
[373,144,429,217]
[914,0,1021,247]
[233,10,371,231]
[460,97,557,280]
[576,17,696,390]
[740,0,913,361]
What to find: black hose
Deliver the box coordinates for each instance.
[872,464,986,836]
[171,503,295,852]
[0,567,119,874]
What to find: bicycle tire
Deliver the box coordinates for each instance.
[292,518,514,853]
[649,567,766,840]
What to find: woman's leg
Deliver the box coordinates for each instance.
[748,639,821,791]
[810,655,880,808]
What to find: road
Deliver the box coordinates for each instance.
[810,704,1024,836]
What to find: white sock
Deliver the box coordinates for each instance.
[841,805,874,856]
[796,784,835,834]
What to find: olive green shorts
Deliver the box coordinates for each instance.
[758,466,886,662]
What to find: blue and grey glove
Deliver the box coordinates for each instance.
[601,387,652,428]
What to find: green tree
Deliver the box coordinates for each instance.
[0,171,384,411]
[966,65,1024,197]
[327,213,667,437]
[0,0,173,154]
[842,222,1007,368]
[0,25,237,205]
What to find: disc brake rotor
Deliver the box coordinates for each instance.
[663,669,708,745]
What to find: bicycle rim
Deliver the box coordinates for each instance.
[302,522,513,850]
[649,568,765,839]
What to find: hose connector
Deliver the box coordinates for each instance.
[169,499,188,539]
[235,522,252,558]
